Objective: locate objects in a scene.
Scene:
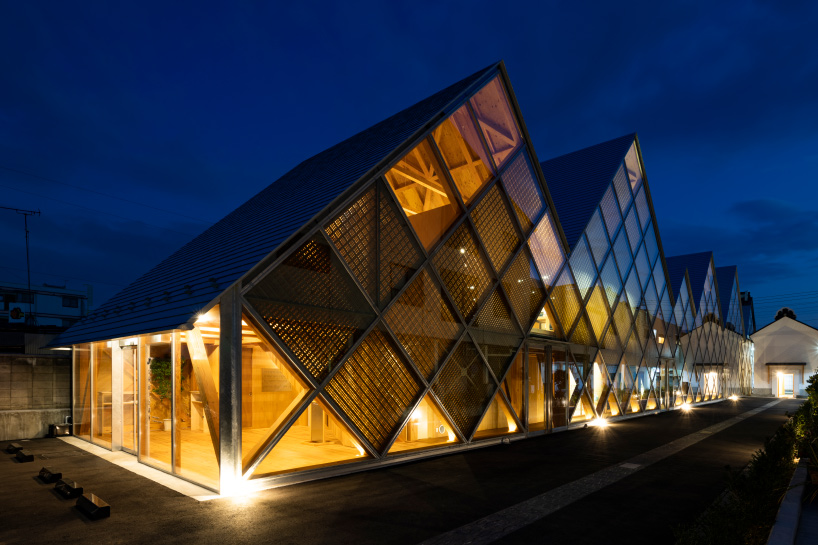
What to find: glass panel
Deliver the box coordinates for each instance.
[550,267,581,335]
[501,151,545,234]
[251,396,369,477]
[612,299,633,347]
[240,314,310,473]
[624,207,641,253]
[644,277,659,318]
[502,352,524,422]
[432,222,493,322]
[551,348,569,428]
[527,345,546,431]
[92,342,113,447]
[530,300,562,338]
[634,364,652,410]
[644,224,659,267]
[179,308,221,484]
[470,76,522,169]
[613,164,632,214]
[471,184,520,272]
[502,249,546,330]
[432,339,495,438]
[139,332,174,469]
[384,267,462,381]
[624,143,643,192]
[600,253,622,308]
[528,208,565,290]
[635,187,651,232]
[473,392,518,439]
[432,104,493,205]
[73,344,91,439]
[473,330,522,383]
[589,357,612,416]
[569,235,596,301]
[634,243,651,289]
[245,235,376,382]
[653,259,667,299]
[612,227,632,279]
[570,313,594,346]
[613,361,636,413]
[388,393,460,454]
[385,138,462,250]
[472,288,519,335]
[623,267,642,314]
[325,325,422,453]
[585,210,609,267]
[122,347,136,452]
[599,186,621,238]
[586,281,610,343]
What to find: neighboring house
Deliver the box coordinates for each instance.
[751,315,818,397]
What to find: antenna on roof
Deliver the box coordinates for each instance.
[1,205,41,325]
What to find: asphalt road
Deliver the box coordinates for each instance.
[0,397,801,545]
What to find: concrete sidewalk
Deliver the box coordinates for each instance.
[0,397,801,545]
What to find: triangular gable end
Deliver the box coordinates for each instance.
[48,63,504,348]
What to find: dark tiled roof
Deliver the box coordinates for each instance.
[539,133,635,250]
[715,266,737,322]
[49,64,498,347]
[665,251,713,311]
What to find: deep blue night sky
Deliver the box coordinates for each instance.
[1,1,817,329]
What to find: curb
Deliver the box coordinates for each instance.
[767,459,808,545]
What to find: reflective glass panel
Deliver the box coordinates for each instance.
[635,186,651,232]
[569,235,596,301]
[624,143,643,192]
[635,243,651,289]
[600,253,622,308]
[385,138,462,250]
[502,352,524,422]
[528,208,565,290]
[530,300,562,337]
[599,186,621,238]
[470,76,522,169]
[586,281,610,342]
[139,332,174,469]
[624,207,641,252]
[501,151,545,234]
[612,227,632,279]
[613,164,632,214]
[432,104,493,204]
[585,210,609,267]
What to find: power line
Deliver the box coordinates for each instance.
[0,183,202,238]
[0,164,214,225]
[0,265,127,288]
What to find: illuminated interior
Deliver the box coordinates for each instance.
[66,70,752,494]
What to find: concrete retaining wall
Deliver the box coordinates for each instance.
[0,353,71,440]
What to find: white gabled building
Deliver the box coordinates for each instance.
[751,315,818,397]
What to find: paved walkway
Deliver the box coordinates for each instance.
[0,397,801,545]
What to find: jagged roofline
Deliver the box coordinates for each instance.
[47,62,506,347]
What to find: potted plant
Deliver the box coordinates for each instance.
[149,358,173,430]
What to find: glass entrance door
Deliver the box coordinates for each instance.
[122,346,138,453]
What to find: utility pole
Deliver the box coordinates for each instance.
[1,205,41,325]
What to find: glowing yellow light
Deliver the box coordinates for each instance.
[411,407,424,422]
[506,413,517,433]
[447,430,456,442]
[459,248,466,254]
[681,403,692,412]
[592,417,608,428]
[354,442,365,457]
[729,395,739,401]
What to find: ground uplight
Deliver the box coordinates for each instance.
[592,417,609,428]
[680,403,692,412]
